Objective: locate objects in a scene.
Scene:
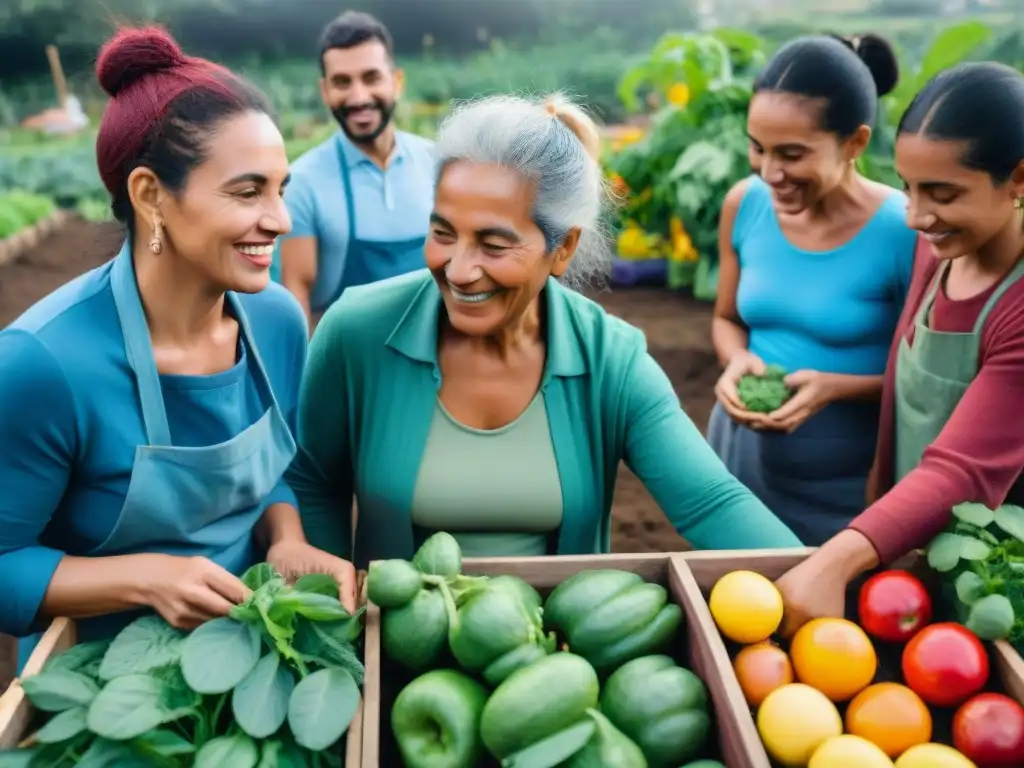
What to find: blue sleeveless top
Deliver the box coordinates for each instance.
[734,175,916,376]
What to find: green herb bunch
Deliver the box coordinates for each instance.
[736,364,791,414]
[926,502,1024,644]
[0,563,365,767]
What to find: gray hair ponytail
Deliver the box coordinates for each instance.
[433,93,612,288]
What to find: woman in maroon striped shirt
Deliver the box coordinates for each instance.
[776,61,1024,632]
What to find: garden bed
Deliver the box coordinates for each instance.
[0,209,75,269]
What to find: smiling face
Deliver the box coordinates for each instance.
[747,92,870,214]
[896,133,1024,261]
[320,40,402,145]
[424,161,578,337]
[143,110,291,294]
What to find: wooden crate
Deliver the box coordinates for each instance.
[677,548,1024,766]
[0,618,362,765]
[361,552,759,768]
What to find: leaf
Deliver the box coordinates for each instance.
[287,668,360,751]
[955,572,988,606]
[927,533,964,572]
[232,652,295,739]
[501,719,596,768]
[241,563,280,591]
[181,617,262,694]
[293,574,340,599]
[133,729,195,758]
[77,737,156,768]
[952,502,996,528]
[34,705,88,744]
[966,594,1015,640]
[256,740,283,768]
[86,674,192,741]
[281,591,350,622]
[44,640,111,680]
[293,618,366,684]
[995,505,1024,542]
[0,748,38,767]
[98,616,185,681]
[194,734,259,768]
[960,537,992,561]
[20,669,100,712]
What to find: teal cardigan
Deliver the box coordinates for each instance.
[287,270,800,567]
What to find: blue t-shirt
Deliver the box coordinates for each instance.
[734,175,916,375]
[0,260,307,637]
[275,130,437,312]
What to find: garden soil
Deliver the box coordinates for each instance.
[0,219,719,689]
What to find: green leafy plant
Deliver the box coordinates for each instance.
[737,365,792,413]
[1,563,364,766]
[926,502,1024,643]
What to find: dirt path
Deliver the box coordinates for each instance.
[0,221,720,688]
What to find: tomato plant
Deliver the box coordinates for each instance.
[858,569,932,642]
[902,623,989,707]
[953,693,1024,768]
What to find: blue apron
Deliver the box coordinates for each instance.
[314,141,426,314]
[17,244,297,669]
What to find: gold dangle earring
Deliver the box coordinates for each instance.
[149,219,164,255]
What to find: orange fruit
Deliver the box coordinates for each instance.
[790,617,877,702]
[733,642,794,706]
[846,682,932,758]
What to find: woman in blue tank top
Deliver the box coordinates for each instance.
[707,34,917,545]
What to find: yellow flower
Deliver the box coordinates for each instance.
[667,82,691,108]
[669,216,699,262]
[617,224,663,260]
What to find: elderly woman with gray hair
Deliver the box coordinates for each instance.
[286,94,800,593]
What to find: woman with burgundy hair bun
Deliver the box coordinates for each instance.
[0,26,355,667]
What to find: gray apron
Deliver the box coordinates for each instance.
[18,242,297,670]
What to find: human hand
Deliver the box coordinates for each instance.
[267,539,358,614]
[774,554,848,638]
[761,369,835,433]
[714,350,769,427]
[139,555,252,630]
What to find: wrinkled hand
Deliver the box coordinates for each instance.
[762,369,834,433]
[714,350,769,427]
[774,555,847,638]
[141,555,252,630]
[267,539,358,614]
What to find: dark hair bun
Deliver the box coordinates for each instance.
[96,26,187,97]
[850,33,899,97]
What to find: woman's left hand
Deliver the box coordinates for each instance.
[763,370,835,433]
[266,539,358,614]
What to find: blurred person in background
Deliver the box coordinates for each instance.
[777,62,1024,632]
[277,11,436,331]
[707,34,917,545]
[0,27,355,669]
[285,93,801,570]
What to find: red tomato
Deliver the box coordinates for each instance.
[953,693,1024,768]
[858,570,932,642]
[902,623,989,707]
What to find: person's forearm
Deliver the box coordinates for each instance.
[815,529,881,582]
[821,373,884,402]
[711,317,749,367]
[256,503,309,550]
[40,554,159,620]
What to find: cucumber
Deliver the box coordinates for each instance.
[381,588,449,671]
[480,652,599,759]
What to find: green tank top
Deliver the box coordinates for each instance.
[411,395,564,557]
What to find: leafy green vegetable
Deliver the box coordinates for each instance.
[4,562,365,766]
[736,365,791,413]
[927,502,1024,643]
